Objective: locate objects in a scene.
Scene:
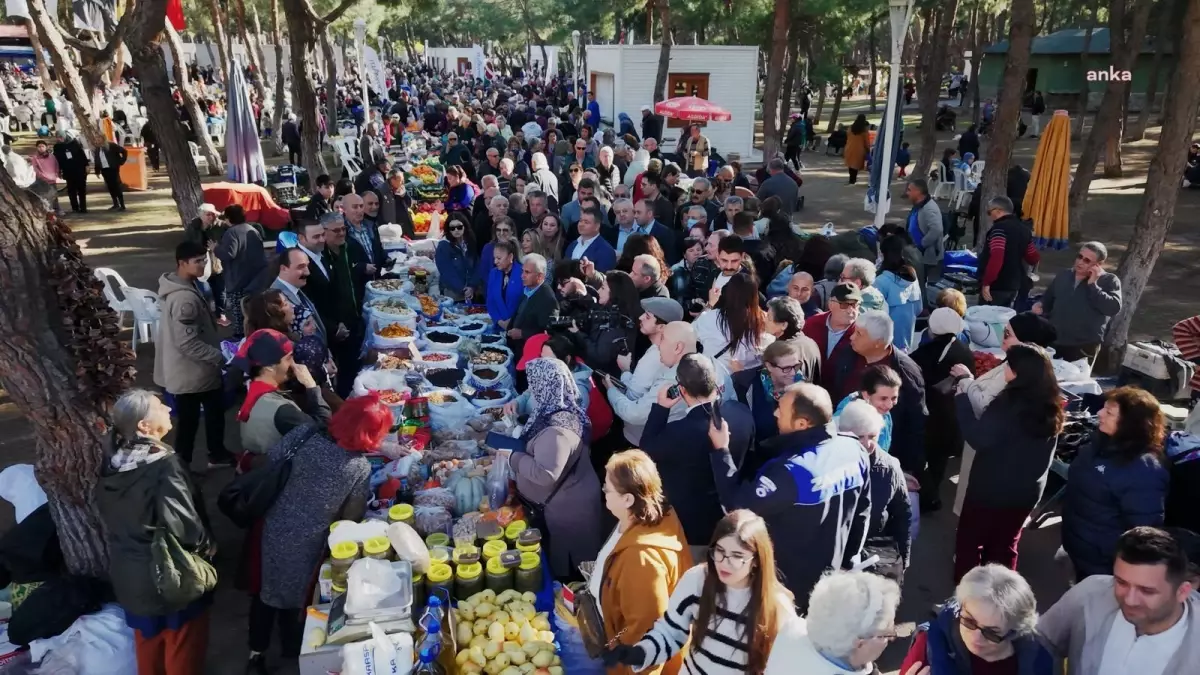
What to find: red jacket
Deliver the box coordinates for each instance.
[802,312,865,398]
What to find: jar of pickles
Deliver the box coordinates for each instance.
[426,532,451,549]
[363,536,392,561]
[482,539,507,561]
[453,545,480,566]
[455,561,484,601]
[329,541,360,588]
[412,572,427,614]
[428,546,453,567]
[426,563,454,605]
[388,503,415,527]
[485,556,513,593]
[477,520,504,545]
[515,551,543,594]
[504,520,527,547]
[516,529,542,554]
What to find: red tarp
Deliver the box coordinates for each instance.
[202,183,291,231]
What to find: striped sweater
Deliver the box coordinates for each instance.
[633,565,795,675]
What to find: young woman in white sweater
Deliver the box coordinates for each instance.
[602,509,796,675]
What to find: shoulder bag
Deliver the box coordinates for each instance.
[217,425,319,528]
[519,432,586,533]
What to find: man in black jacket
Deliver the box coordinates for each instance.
[94,140,128,211]
[213,205,266,339]
[977,196,1040,308]
[306,174,335,220]
[54,131,89,213]
[507,253,557,355]
[296,219,346,344]
[641,353,755,554]
[640,106,663,146]
[281,114,302,165]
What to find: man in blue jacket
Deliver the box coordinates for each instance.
[487,240,524,327]
[565,206,617,272]
[707,381,871,611]
[641,353,755,556]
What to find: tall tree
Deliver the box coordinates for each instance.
[1128,0,1178,140]
[914,0,961,178]
[0,184,135,577]
[760,0,792,158]
[270,0,288,153]
[1072,0,1099,137]
[977,0,1035,235]
[204,0,232,82]
[868,14,879,113]
[165,24,224,175]
[1066,0,1152,241]
[24,19,57,95]
[1103,0,1200,365]
[650,0,672,138]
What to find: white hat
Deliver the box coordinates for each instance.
[928,306,965,336]
[199,203,219,215]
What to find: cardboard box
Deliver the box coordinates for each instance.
[299,607,343,675]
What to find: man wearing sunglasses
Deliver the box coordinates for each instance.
[977,196,1039,309]
[1031,241,1122,363]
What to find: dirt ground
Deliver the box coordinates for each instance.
[0,96,1196,673]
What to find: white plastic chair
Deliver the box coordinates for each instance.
[94,267,132,327]
[342,155,363,182]
[208,119,225,144]
[121,286,161,350]
[932,163,956,201]
[189,141,208,171]
[970,160,986,179]
[334,137,358,162]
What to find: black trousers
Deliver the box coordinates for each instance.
[100,167,124,207]
[332,329,364,399]
[848,167,860,184]
[248,594,303,657]
[65,174,87,212]
[171,387,228,466]
[146,144,160,170]
[287,144,301,166]
[208,271,226,313]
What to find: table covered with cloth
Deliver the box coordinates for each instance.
[202,182,291,231]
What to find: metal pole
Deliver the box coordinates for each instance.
[873,0,914,226]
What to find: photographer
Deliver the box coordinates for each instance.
[668,236,705,304]
[616,297,684,397]
[560,270,642,377]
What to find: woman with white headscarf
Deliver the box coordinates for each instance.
[502,358,604,580]
[624,147,651,188]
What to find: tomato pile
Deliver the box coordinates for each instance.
[973,351,1003,374]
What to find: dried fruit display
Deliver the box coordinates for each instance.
[377,324,414,339]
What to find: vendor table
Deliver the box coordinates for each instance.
[202,182,292,231]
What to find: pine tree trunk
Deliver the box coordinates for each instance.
[1129,0,1176,140]
[652,0,672,104]
[1073,0,1099,138]
[826,79,844,132]
[271,0,287,154]
[24,0,106,147]
[233,0,269,107]
[165,24,224,175]
[916,0,961,178]
[252,6,270,87]
[1067,0,1152,241]
[205,0,231,83]
[978,0,1035,236]
[0,166,136,579]
[321,30,339,149]
[281,0,326,178]
[1103,0,1200,367]
[761,0,792,158]
[1103,84,1132,176]
[24,19,57,95]
[869,17,879,113]
[815,83,827,121]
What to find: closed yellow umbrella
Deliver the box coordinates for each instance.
[1023,109,1072,249]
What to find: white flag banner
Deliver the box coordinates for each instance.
[363,46,387,98]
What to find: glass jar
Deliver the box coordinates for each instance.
[426,532,451,549]
[516,528,542,554]
[504,520,528,547]
[428,546,453,567]
[453,545,480,566]
[482,539,507,561]
[363,536,391,561]
[477,520,504,544]
[514,551,543,594]
[485,555,513,593]
[455,561,484,601]
[329,541,360,588]
[426,563,454,606]
[388,504,415,527]
[412,572,427,614]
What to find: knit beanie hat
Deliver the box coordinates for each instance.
[1008,312,1058,347]
[928,307,965,336]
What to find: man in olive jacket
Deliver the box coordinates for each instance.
[154,241,236,469]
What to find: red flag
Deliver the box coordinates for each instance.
[167,0,186,30]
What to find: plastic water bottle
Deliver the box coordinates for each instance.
[416,595,444,644]
[417,619,443,665]
[413,644,446,675]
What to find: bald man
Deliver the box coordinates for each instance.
[343,193,385,269]
[787,271,820,317]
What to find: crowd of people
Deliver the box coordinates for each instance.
[11,61,1194,675]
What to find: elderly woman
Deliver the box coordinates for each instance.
[504,358,604,580]
[256,396,388,663]
[837,400,911,582]
[99,389,214,675]
[766,570,902,674]
[594,450,693,675]
[910,307,975,511]
[952,312,1058,515]
[1062,386,1169,581]
[900,565,1054,674]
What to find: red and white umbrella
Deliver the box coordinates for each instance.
[653,96,732,122]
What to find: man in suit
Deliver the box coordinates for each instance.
[640,175,676,232]
[640,352,755,556]
[506,253,557,354]
[271,247,327,344]
[565,206,617,272]
[296,219,347,344]
[93,139,127,211]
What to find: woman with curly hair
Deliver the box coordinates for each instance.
[616,233,670,283]
[1062,385,1169,581]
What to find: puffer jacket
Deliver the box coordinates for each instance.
[1062,435,1169,578]
[97,437,213,617]
[901,601,1054,675]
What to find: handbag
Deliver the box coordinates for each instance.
[217,426,317,528]
[520,437,586,531]
[574,584,608,658]
[152,526,217,608]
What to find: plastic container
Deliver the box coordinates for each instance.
[455,561,485,601]
[428,546,453,566]
[425,532,451,549]
[453,545,480,566]
[330,520,354,533]
[330,541,360,588]
[516,528,543,554]
[482,539,507,561]
[477,520,504,543]
[363,536,392,561]
[504,520,528,546]
[412,572,426,613]
[485,555,514,593]
[388,503,415,527]
[514,552,543,594]
[426,563,454,605]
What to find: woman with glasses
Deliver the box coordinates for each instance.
[899,564,1053,675]
[604,509,793,675]
[765,570,899,674]
[435,213,478,302]
[474,216,517,291]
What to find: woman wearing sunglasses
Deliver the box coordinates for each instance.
[603,509,794,675]
[435,213,477,302]
[898,564,1054,675]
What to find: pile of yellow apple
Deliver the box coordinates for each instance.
[451,589,562,675]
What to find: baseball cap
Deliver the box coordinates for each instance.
[640,297,684,324]
[232,329,293,371]
[829,282,863,304]
[199,203,219,215]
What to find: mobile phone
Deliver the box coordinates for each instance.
[615,337,630,356]
[667,384,680,399]
[710,398,724,428]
